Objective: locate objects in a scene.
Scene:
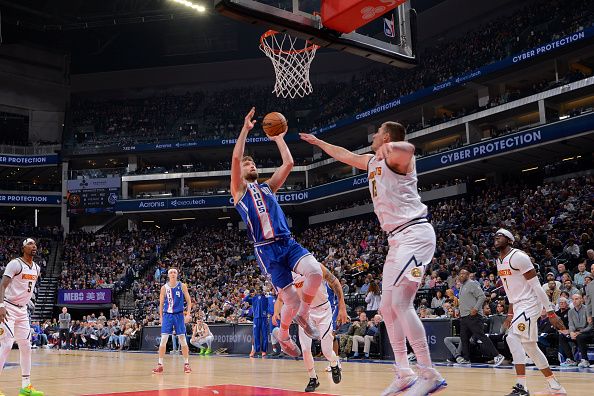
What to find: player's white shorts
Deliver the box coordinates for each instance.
[510,301,540,342]
[299,302,333,343]
[383,222,436,289]
[0,303,31,341]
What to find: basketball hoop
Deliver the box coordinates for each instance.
[259,30,319,99]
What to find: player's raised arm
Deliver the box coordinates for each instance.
[321,264,349,325]
[300,133,371,171]
[266,131,294,193]
[231,107,257,201]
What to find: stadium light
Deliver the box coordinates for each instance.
[562,157,575,161]
[474,178,486,182]
[218,216,231,220]
[142,220,155,223]
[522,166,539,172]
[170,0,206,12]
[172,217,196,221]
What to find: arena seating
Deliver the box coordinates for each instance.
[67,0,594,150]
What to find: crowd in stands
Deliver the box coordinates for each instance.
[67,0,593,151]
[59,229,174,292]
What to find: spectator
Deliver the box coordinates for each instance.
[560,279,579,297]
[352,314,382,359]
[457,269,503,365]
[545,280,561,306]
[558,294,593,367]
[573,261,591,290]
[110,304,119,320]
[431,290,446,315]
[365,281,381,315]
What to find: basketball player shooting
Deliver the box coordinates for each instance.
[272,264,349,392]
[300,123,446,396]
[494,229,567,396]
[231,107,324,357]
[152,268,192,374]
[0,238,44,396]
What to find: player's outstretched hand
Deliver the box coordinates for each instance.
[299,133,320,146]
[267,131,287,141]
[243,107,257,132]
[549,314,566,331]
[0,307,8,322]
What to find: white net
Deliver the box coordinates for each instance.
[260,30,319,99]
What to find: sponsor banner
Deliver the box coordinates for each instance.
[0,193,60,206]
[67,177,121,191]
[140,324,268,353]
[0,154,59,167]
[417,112,594,173]
[75,28,593,154]
[115,112,593,212]
[58,289,112,305]
[381,320,452,360]
[115,174,369,212]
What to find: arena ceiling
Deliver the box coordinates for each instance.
[0,0,447,74]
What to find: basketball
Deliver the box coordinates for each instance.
[262,112,288,137]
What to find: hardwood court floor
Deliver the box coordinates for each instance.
[0,349,590,395]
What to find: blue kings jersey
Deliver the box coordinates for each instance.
[164,281,184,314]
[235,182,291,243]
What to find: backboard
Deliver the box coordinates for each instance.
[214,0,417,68]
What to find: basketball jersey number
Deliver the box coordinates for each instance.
[27,281,32,293]
[371,179,377,198]
[176,291,181,298]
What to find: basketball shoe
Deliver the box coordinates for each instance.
[533,384,567,395]
[272,328,301,357]
[184,363,192,374]
[152,363,164,374]
[304,376,320,392]
[381,367,417,396]
[18,385,44,396]
[401,366,446,396]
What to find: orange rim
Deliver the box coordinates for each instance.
[260,30,319,55]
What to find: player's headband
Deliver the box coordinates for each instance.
[168,268,178,274]
[23,238,36,246]
[495,229,515,243]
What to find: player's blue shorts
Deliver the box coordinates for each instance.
[331,303,339,329]
[254,236,311,290]
[161,312,185,335]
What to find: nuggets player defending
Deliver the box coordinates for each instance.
[494,229,567,396]
[0,238,43,396]
[273,265,349,392]
[152,268,192,374]
[301,123,446,396]
[231,107,324,357]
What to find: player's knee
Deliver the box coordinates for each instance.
[295,255,322,279]
[522,341,548,369]
[280,287,300,310]
[178,335,188,347]
[159,334,170,347]
[16,338,31,348]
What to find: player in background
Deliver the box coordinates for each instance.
[190,314,214,355]
[273,264,349,392]
[0,238,44,396]
[152,268,193,374]
[301,123,446,396]
[494,229,567,396]
[231,107,323,357]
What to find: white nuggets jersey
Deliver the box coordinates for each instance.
[497,248,536,306]
[367,156,427,232]
[3,258,40,306]
[292,273,329,308]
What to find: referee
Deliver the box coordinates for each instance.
[457,268,504,365]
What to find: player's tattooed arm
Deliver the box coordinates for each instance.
[321,264,349,325]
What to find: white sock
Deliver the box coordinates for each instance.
[308,368,317,379]
[330,360,338,367]
[517,376,527,389]
[184,357,189,364]
[22,375,31,388]
[546,376,561,389]
[158,358,163,365]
